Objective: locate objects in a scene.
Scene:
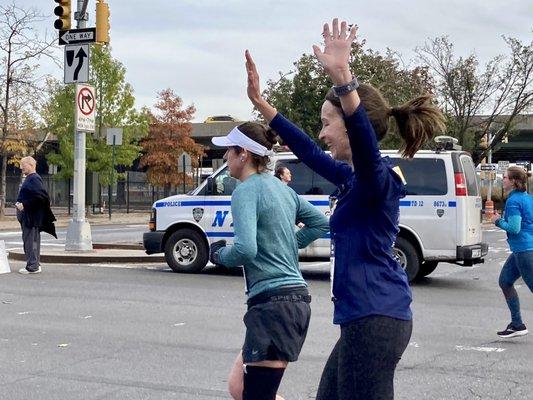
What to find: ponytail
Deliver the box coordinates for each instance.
[389,95,446,158]
[326,84,446,158]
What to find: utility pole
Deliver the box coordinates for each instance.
[65,0,93,251]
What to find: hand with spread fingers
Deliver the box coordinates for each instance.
[312,18,357,85]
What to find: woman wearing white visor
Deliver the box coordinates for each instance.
[210,122,329,400]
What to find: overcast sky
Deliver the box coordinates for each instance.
[15,0,533,122]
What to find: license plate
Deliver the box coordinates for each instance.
[472,249,481,258]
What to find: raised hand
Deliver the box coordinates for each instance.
[312,18,357,86]
[244,49,277,122]
[245,50,262,106]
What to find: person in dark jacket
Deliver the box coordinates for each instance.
[245,19,446,400]
[15,156,57,274]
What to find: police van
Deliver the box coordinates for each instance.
[143,148,488,281]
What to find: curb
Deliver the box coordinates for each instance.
[8,246,165,264]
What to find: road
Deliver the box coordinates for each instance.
[0,226,531,399]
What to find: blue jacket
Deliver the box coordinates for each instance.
[496,190,533,253]
[270,106,412,324]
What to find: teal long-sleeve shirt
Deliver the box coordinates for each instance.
[496,190,533,253]
[217,173,330,298]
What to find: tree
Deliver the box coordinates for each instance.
[45,45,150,186]
[140,89,204,197]
[416,36,533,161]
[0,2,56,217]
[261,40,434,150]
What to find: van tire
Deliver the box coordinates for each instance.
[165,229,208,273]
[417,261,439,278]
[393,237,420,282]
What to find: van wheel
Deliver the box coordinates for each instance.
[417,261,439,278]
[393,237,420,282]
[164,229,208,273]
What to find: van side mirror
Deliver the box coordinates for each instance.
[207,177,216,195]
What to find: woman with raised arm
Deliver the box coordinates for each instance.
[209,122,330,400]
[245,19,446,400]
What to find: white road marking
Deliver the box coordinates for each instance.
[455,345,505,353]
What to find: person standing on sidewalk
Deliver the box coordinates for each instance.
[209,122,330,400]
[245,19,446,399]
[15,156,57,274]
[492,166,533,338]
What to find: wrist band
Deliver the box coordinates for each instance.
[332,77,359,96]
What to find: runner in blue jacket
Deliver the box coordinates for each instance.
[245,19,446,400]
[492,166,533,338]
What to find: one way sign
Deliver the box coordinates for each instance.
[64,44,89,84]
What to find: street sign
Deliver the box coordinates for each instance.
[59,28,96,45]
[106,128,123,145]
[497,160,509,172]
[75,84,96,132]
[64,44,89,84]
[480,164,496,171]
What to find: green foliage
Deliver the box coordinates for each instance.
[44,45,149,184]
[262,42,434,151]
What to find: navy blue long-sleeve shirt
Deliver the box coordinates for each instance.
[270,106,412,324]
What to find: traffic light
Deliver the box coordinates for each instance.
[96,0,110,44]
[54,0,71,30]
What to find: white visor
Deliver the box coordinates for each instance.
[211,126,275,157]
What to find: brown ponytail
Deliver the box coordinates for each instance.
[390,95,446,158]
[325,84,446,158]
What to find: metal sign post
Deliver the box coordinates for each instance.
[106,128,123,219]
[178,153,192,194]
[65,82,95,251]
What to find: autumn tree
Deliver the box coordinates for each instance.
[140,89,204,197]
[0,2,56,216]
[261,40,434,150]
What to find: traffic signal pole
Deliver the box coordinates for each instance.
[65,0,93,251]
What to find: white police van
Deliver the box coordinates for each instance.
[143,148,488,281]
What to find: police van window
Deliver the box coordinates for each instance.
[460,156,479,196]
[390,158,447,195]
[281,160,337,196]
[198,167,239,196]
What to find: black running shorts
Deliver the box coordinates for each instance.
[242,287,311,363]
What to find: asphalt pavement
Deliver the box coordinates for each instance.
[0,227,531,399]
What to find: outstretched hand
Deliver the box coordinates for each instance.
[244,49,278,122]
[245,50,262,106]
[312,18,357,85]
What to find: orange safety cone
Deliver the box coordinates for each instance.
[484,200,494,220]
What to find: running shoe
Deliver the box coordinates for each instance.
[497,323,528,338]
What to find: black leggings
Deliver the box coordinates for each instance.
[316,315,412,400]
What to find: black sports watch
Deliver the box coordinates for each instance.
[332,77,359,96]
